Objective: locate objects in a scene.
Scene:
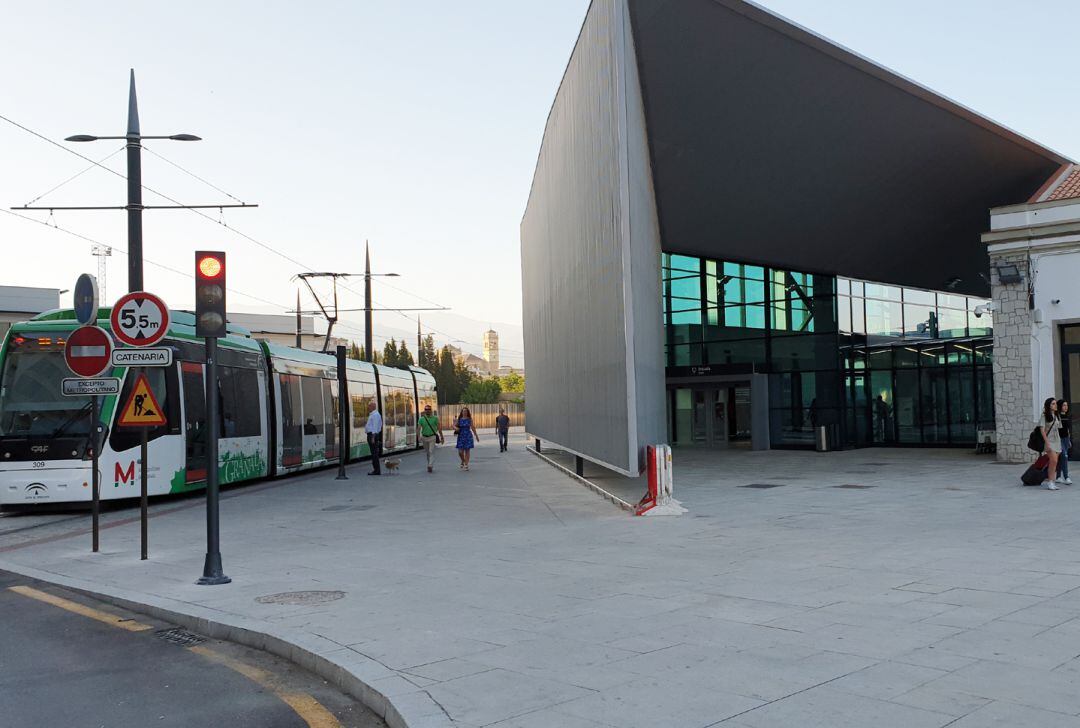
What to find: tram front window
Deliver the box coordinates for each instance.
[0,336,91,438]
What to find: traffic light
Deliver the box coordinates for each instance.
[195,251,227,338]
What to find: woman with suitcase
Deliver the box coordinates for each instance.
[1041,398,1063,490]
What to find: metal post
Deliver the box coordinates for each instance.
[417,316,422,366]
[336,345,349,480]
[198,337,230,584]
[364,241,373,362]
[295,290,302,349]
[575,456,584,477]
[91,395,100,553]
[126,70,143,293]
[140,424,148,560]
[535,438,540,452]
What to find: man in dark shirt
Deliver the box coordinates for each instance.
[496,408,510,452]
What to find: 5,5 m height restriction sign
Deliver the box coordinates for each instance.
[111,291,170,347]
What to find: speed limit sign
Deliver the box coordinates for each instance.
[111,291,170,347]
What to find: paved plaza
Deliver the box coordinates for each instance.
[3,437,1080,726]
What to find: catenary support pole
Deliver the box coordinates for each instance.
[364,241,373,362]
[126,70,143,293]
[198,337,230,584]
[336,345,349,480]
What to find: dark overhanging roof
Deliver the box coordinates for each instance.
[627,0,1072,297]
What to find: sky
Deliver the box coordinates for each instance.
[2,1,1079,369]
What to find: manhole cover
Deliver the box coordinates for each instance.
[834,484,875,489]
[156,627,206,647]
[255,590,346,606]
[739,483,785,489]
[321,504,377,512]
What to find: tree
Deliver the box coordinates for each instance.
[418,334,437,371]
[382,339,400,368]
[499,371,525,393]
[348,341,363,361]
[397,339,415,367]
[435,346,460,403]
[462,378,502,404]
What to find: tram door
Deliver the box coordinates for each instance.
[181,362,207,482]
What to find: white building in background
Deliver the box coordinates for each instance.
[482,329,499,372]
[985,165,1080,462]
[0,285,62,339]
[227,312,347,351]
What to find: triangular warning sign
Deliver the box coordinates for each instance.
[117,372,167,427]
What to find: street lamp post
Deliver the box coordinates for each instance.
[65,70,204,294]
[363,241,399,362]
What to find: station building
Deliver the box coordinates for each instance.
[520,0,1073,474]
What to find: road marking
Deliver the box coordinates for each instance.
[8,585,153,632]
[189,644,341,728]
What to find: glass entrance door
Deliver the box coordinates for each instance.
[673,387,729,446]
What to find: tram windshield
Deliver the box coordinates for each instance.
[0,333,91,438]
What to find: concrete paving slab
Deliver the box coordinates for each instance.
[5,441,1080,726]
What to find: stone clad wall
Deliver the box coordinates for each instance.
[990,252,1033,462]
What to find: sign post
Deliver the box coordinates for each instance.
[115,371,166,559]
[64,318,111,553]
[111,290,170,561]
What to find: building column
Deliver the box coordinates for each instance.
[990,252,1033,463]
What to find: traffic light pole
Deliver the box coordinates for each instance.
[197,337,230,585]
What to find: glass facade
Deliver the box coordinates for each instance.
[663,252,993,448]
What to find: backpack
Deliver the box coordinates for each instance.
[1027,426,1045,453]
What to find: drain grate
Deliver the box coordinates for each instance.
[156,627,206,647]
[321,504,377,512]
[834,484,875,489]
[739,483,786,489]
[255,590,346,606]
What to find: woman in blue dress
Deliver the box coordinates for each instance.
[454,407,479,471]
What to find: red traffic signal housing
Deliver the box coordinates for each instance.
[194,250,227,338]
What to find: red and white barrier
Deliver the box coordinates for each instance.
[635,444,686,516]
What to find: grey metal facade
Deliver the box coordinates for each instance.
[520,0,664,475]
[522,0,1069,473]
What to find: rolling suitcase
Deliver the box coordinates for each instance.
[1021,455,1050,486]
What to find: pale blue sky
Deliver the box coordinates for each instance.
[2,1,1077,365]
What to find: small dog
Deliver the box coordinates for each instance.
[383,458,401,475]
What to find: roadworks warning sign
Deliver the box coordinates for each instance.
[117,372,167,427]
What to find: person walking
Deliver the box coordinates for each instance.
[1040,397,1062,490]
[1057,399,1073,485]
[496,408,510,452]
[454,406,479,471]
[418,404,442,473]
[365,400,383,476]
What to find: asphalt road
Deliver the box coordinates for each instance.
[0,569,384,728]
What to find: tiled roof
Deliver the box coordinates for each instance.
[1047,165,1080,201]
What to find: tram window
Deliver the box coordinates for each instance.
[110,366,180,452]
[279,374,303,465]
[322,379,336,457]
[219,366,261,438]
[300,377,324,435]
[351,393,368,430]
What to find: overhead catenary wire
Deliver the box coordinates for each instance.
[23,146,125,207]
[2,208,402,345]
[1,112,513,358]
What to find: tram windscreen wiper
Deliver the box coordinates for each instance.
[50,401,94,438]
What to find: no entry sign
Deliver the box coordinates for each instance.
[64,325,113,378]
[111,291,170,347]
